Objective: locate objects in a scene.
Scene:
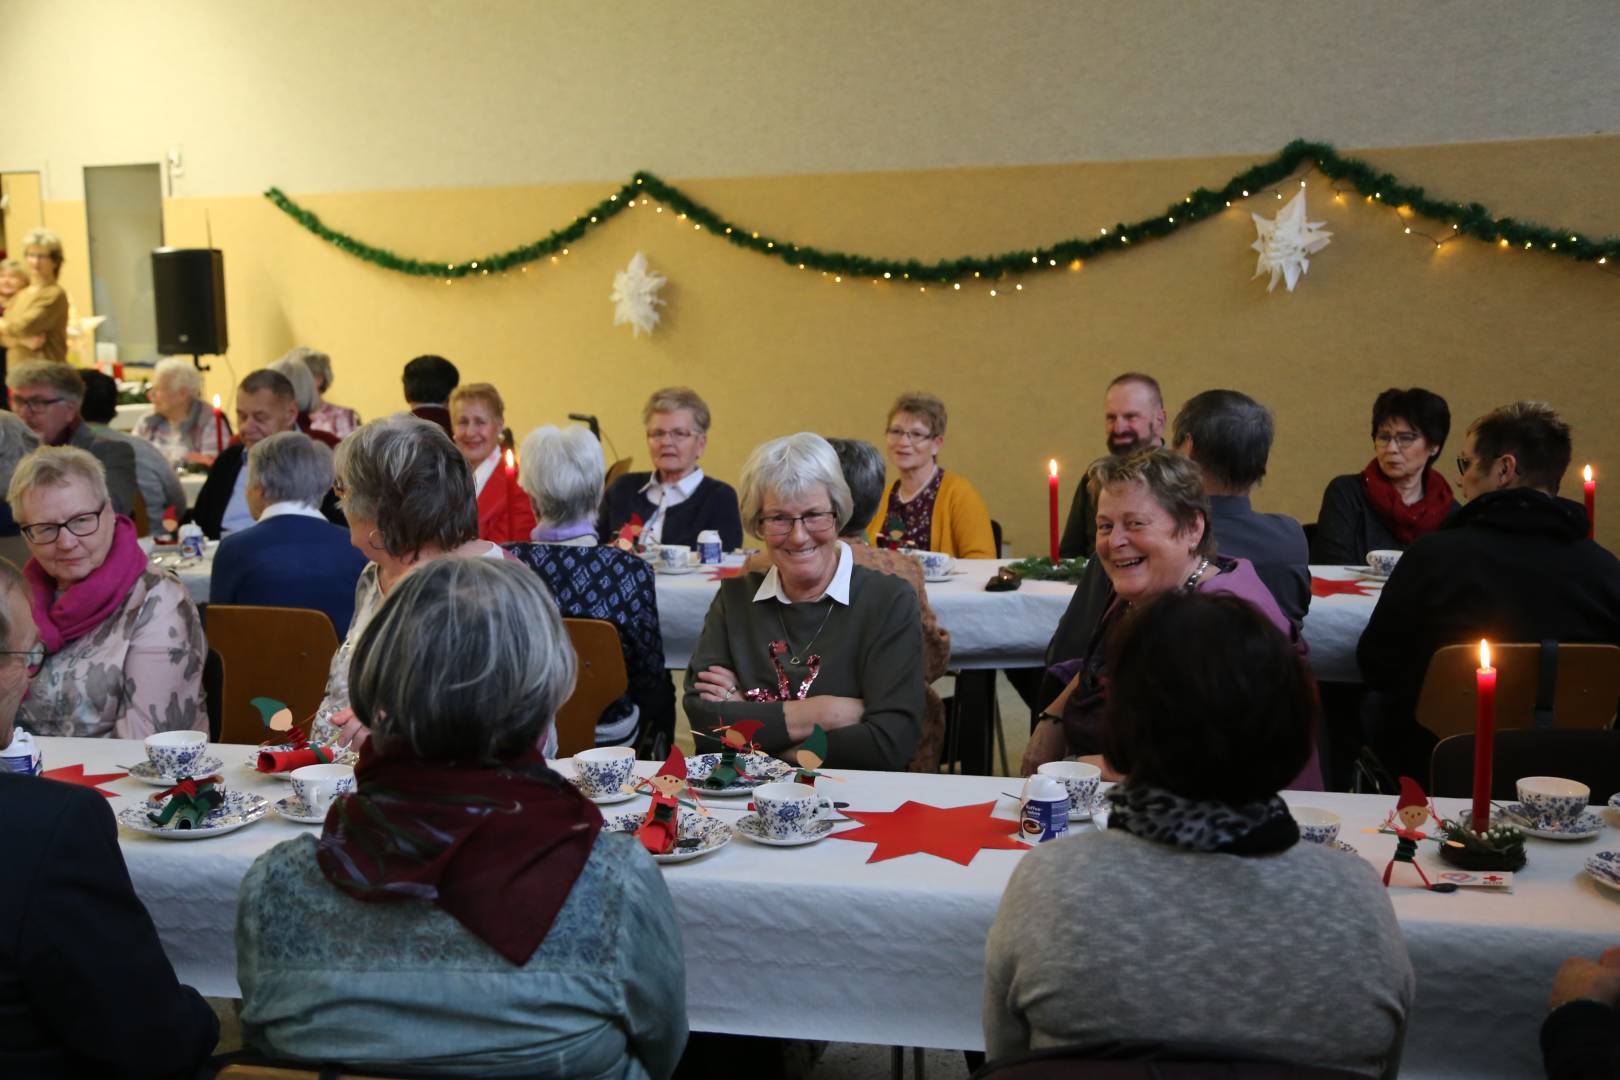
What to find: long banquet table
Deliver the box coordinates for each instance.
[41,735,1620,1078]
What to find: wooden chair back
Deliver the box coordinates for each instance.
[556,618,628,757]
[1430,729,1620,802]
[1416,643,1620,741]
[131,489,150,537]
[205,605,340,744]
[604,456,633,488]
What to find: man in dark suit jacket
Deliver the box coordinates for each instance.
[6,359,138,519]
[0,558,218,1078]
[210,431,368,635]
[189,369,343,539]
[403,353,458,438]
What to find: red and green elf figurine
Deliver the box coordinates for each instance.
[147,775,226,829]
[1374,776,1460,892]
[633,748,709,855]
[792,725,831,787]
[702,719,766,790]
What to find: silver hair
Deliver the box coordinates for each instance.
[0,413,41,495]
[518,424,604,527]
[7,446,109,510]
[334,415,478,557]
[826,437,887,536]
[6,359,84,401]
[296,349,335,393]
[349,557,576,763]
[738,432,853,540]
[152,357,205,398]
[247,432,333,508]
[270,351,321,413]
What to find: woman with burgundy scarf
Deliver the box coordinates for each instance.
[8,447,206,739]
[1312,387,1455,566]
[235,557,687,1077]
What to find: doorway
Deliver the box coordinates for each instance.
[84,163,164,368]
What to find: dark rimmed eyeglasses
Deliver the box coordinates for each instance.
[19,501,107,544]
[0,641,46,676]
[758,510,838,538]
[1374,432,1421,448]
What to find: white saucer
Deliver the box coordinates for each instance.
[655,564,697,576]
[126,756,225,786]
[1586,850,1620,891]
[687,752,793,796]
[117,790,268,839]
[1328,839,1358,854]
[1505,804,1607,840]
[735,813,836,847]
[568,779,638,806]
[924,574,953,584]
[602,807,733,863]
[273,795,330,824]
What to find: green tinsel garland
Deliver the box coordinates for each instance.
[263,139,1620,283]
[1003,555,1090,584]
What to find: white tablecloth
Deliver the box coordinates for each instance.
[37,735,1620,1077]
[1301,564,1385,683]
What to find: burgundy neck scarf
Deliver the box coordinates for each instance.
[1360,459,1454,546]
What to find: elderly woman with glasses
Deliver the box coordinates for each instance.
[0,229,70,368]
[686,433,925,771]
[236,558,688,1078]
[7,447,205,739]
[1312,387,1454,566]
[867,391,995,558]
[134,357,232,469]
[505,424,674,756]
[597,386,742,551]
[310,416,509,749]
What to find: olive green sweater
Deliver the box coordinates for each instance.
[682,564,925,771]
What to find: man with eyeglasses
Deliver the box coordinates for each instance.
[1357,402,1620,780]
[5,360,137,520]
[1058,372,1167,559]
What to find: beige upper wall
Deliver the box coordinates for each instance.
[3,1,1619,199]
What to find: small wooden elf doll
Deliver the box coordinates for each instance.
[792,725,831,787]
[634,748,707,855]
[702,719,765,790]
[147,776,226,829]
[1374,776,1457,890]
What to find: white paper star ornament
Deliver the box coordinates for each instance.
[1250,190,1332,292]
[610,251,667,336]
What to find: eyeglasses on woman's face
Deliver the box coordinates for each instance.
[884,427,936,444]
[19,501,106,544]
[0,641,46,676]
[1374,431,1422,448]
[758,510,838,538]
[646,428,697,444]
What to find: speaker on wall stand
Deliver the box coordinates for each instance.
[152,247,227,370]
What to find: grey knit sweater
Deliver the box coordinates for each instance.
[983,828,1414,1078]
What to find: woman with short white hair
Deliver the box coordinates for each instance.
[272,350,340,448]
[0,228,70,368]
[684,432,925,770]
[506,425,674,755]
[235,557,688,1077]
[134,357,231,468]
[295,348,362,440]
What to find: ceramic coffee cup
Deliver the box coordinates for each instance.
[1036,760,1102,813]
[1291,806,1341,845]
[906,549,955,580]
[751,781,822,840]
[290,763,357,817]
[144,730,208,777]
[1516,776,1589,826]
[1366,550,1402,576]
[657,544,693,572]
[573,746,636,798]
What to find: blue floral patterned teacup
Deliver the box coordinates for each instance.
[144,730,208,777]
[1291,806,1341,845]
[574,746,636,799]
[1516,776,1588,827]
[905,549,955,580]
[753,781,822,840]
[290,764,356,817]
[1037,760,1101,813]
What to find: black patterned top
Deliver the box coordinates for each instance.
[879,468,944,549]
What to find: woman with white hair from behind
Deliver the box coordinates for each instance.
[684,432,925,770]
[295,348,362,440]
[134,357,232,468]
[271,350,340,448]
[505,424,675,756]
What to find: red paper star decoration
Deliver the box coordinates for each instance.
[830,800,1026,865]
[1311,576,1374,598]
[41,763,128,798]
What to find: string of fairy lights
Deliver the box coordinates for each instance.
[262,139,1620,293]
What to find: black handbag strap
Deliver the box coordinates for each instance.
[1535,639,1559,729]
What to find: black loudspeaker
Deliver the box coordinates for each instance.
[152,247,228,356]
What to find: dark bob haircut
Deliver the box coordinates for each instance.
[402,354,460,405]
[1171,389,1274,491]
[1370,387,1450,463]
[1101,590,1316,804]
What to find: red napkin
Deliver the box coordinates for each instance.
[256,746,334,773]
[704,566,745,581]
[41,763,127,798]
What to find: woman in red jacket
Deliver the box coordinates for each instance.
[451,383,537,543]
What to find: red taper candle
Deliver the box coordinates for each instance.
[1584,465,1596,540]
[1048,459,1060,562]
[1473,639,1496,832]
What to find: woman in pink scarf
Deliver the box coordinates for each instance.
[8,447,206,739]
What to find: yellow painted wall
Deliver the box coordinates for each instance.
[102,134,1620,552]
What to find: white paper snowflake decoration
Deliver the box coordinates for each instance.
[610,251,667,336]
[1250,189,1332,293]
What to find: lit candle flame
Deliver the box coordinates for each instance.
[1479,639,1492,671]
[504,448,515,470]
[212,393,221,410]
[1586,464,1595,483]
[1048,458,1058,478]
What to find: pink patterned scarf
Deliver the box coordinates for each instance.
[27,515,149,653]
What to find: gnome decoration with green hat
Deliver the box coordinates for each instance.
[792,725,834,787]
[147,776,226,829]
[633,747,709,855]
[701,719,767,790]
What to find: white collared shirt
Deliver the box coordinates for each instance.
[753,540,853,606]
[258,500,329,523]
[472,453,499,497]
[638,467,705,546]
[220,468,256,535]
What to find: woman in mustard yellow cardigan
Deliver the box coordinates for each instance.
[866,391,996,558]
